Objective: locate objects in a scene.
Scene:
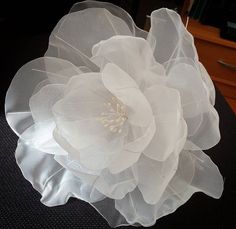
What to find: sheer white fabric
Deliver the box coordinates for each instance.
[5,1,223,227]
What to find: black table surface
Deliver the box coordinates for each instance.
[1,8,236,229]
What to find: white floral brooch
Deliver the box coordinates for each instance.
[5,1,223,227]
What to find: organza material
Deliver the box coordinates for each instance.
[5,1,223,227]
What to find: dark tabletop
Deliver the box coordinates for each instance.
[1,2,236,228]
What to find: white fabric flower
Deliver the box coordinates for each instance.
[5,1,223,227]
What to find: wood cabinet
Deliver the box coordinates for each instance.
[187,19,236,113]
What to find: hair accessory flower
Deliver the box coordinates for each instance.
[5,1,223,227]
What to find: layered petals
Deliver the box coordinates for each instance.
[5,2,223,228]
[102,63,153,127]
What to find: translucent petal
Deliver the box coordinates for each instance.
[143,85,185,161]
[185,106,220,150]
[5,57,80,136]
[94,168,137,199]
[102,63,153,127]
[15,139,104,206]
[53,118,115,152]
[114,151,195,227]
[148,8,197,64]
[124,118,156,153]
[190,149,224,198]
[91,198,129,227]
[78,136,125,171]
[53,116,127,171]
[54,154,99,181]
[20,122,67,155]
[29,84,65,123]
[92,36,165,89]
[55,154,137,200]
[69,1,135,34]
[167,63,220,149]
[115,188,157,226]
[108,149,140,174]
[53,73,111,121]
[69,0,147,39]
[46,5,132,69]
[134,152,179,205]
[199,62,215,105]
[113,148,223,227]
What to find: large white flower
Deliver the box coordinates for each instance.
[5,1,223,227]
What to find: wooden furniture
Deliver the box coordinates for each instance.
[187,19,236,113]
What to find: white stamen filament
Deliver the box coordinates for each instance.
[97,97,127,133]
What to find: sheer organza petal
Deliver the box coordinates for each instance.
[189,149,224,198]
[143,85,184,161]
[108,149,140,174]
[53,118,121,157]
[92,36,165,89]
[148,8,197,64]
[78,136,125,171]
[115,188,157,226]
[54,154,99,181]
[15,139,104,206]
[46,1,133,69]
[5,57,80,136]
[114,148,223,227]
[20,122,67,155]
[94,168,137,199]
[124,118,156,153]
[167,62,220,149]
[134,153,179,205]
[92,36,155,70]
[69,0,148,39]
[102,63,153,127]
[55,154,137,199]
[53,75,111,121]
[29,84,65,123]
[199,62,216,105]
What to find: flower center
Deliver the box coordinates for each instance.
[98,97,128,133]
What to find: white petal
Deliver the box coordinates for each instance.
[36,57,81,84]
[148,8,197,64]
[102,63,153,127]
[114,151,194,226]
[46,6,132,69]
[92,36,164,90]
[143,85,185,161]
[54,154,98,182]
[167,63,220,149]
[108,150,140,174]
[53,118,126,171]
[5,57,80,136]
[114,148,223,227]
[53,73,112,121]
[190,149,224,198]
[125,118,156,153]
[15,139,104,206]
[69,1,136,35]
[29,84,65,123]
[20,122,67,155]
[78,136,124,171]
[94,168,137,199]
[134,153,179,205]
[55,154,137,200]
[199,62,215,105]
[115,188,157,226]
[186,105,220,150]
[53,118,112,152]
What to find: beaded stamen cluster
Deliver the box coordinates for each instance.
[98,97,127,133]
